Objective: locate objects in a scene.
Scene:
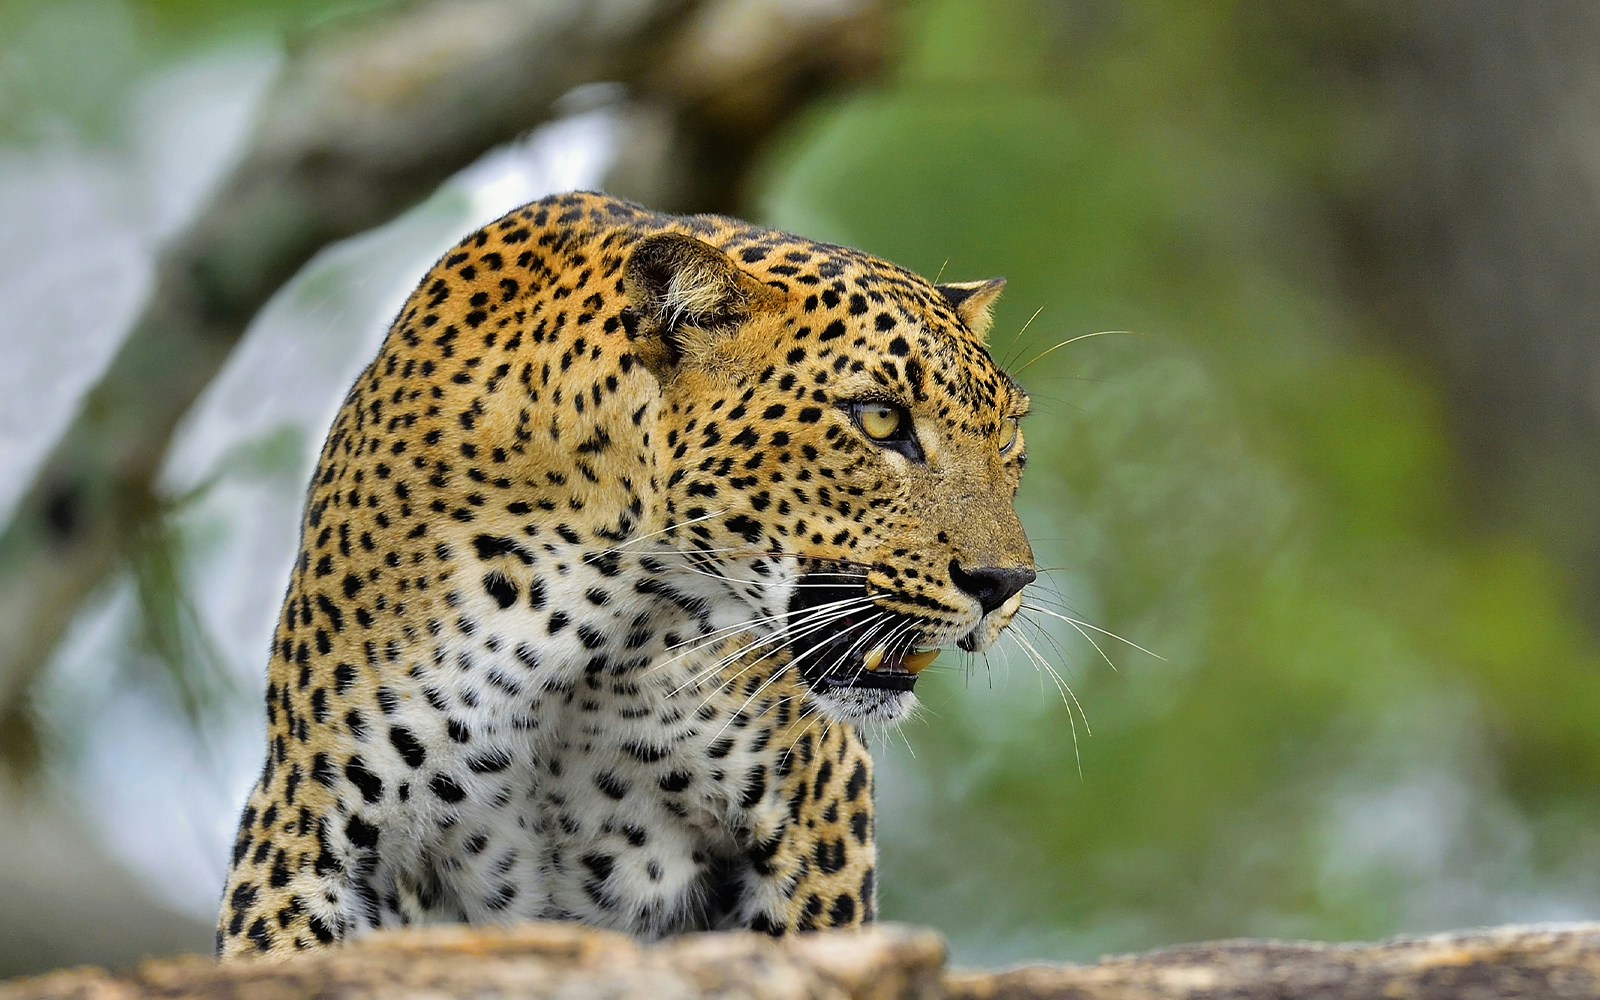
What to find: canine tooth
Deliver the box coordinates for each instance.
[902,648,940,674]
[862,646,887,671]
[1001,591,1024,617]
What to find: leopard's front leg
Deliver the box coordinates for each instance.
[729,721,878,934]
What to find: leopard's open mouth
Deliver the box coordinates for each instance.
[785,571,940,694]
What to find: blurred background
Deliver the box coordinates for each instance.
[4,0,1600,978]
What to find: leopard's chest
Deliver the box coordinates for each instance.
[369,545,799,935]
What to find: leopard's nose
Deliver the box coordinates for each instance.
[949,560,1035,614]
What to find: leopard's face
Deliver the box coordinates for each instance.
[630,232,1035,724]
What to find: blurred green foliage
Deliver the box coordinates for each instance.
[759,0,1600,963]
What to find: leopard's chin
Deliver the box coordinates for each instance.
[807,685,920,725]
[797,646,929,725]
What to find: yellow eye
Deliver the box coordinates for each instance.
[857,402,904,441]
[849,400,921,459]
[998,418,1020,455]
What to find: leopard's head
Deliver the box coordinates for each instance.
[629,230,1034,723]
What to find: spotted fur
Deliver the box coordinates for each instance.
[217,191,1035,959]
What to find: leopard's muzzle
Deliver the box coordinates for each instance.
[784,571,940,695]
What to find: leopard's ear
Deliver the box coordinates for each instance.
[624,233,763,374]
[937,278,1006,339]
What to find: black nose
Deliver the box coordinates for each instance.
[949,560,1036,614]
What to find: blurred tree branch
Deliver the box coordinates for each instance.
[7,921,1600,999]
[0,0,896,770]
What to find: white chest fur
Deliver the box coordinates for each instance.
[342,541,800,937]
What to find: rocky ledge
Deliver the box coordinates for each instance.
[4,921,1599,999]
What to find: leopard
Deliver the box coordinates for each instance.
[216,190,1035,959]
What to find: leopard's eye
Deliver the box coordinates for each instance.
[998,417,1020,455]
[848,400,922,461]
[855,402,905,441]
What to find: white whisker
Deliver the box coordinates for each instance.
[677,600,881,704]
[1013,329,1131,376]
[586,507,730,557]
[1006,627,1085,777]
